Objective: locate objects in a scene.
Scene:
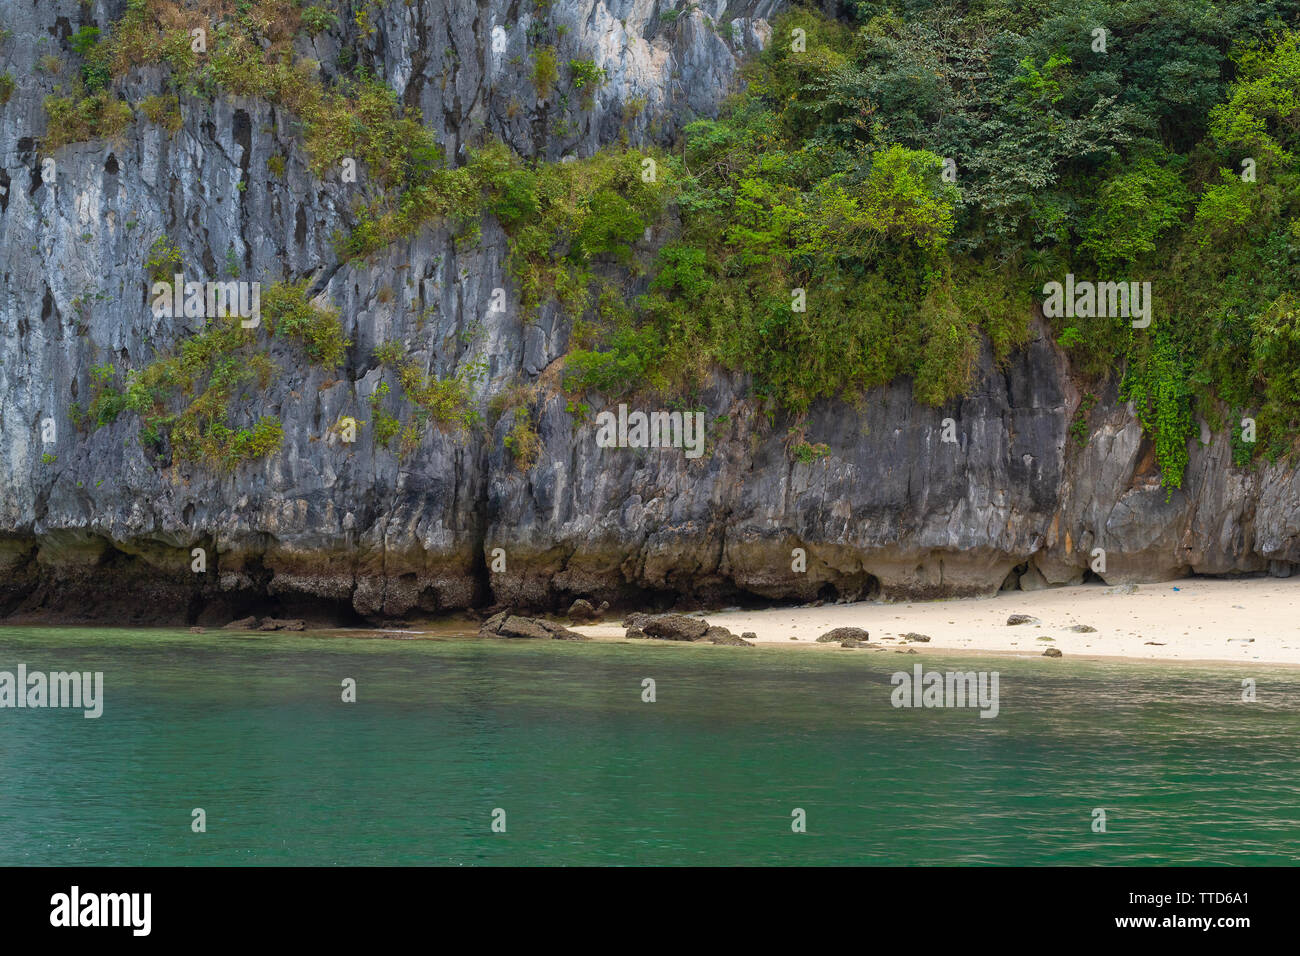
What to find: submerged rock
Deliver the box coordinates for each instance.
[224,616,260,630]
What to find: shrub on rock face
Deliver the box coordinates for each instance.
[816,627,869,643]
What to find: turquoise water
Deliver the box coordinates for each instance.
[0,626,1297,865]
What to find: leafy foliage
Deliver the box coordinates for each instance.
[61,0,1300,492]
[262,280,349,367]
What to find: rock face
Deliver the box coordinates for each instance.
[4,1,1300,626]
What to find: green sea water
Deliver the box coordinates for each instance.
[0,626,1297,866]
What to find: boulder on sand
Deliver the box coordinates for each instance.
[499,616,551,639]
[258,618,305,631]
[816,627,869,643]
[641,614,709,641]
[702,626,753,646]
[567,599,610,622]
[480,612,588,641]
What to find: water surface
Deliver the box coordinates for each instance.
[1,626,1296,865]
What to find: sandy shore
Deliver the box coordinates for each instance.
[572,578,1300,665]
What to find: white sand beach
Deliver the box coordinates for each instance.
[573,577,1300,665]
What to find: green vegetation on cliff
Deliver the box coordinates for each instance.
[45,0,1300,489]
[608,1,1300,490]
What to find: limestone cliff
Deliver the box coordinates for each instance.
[1,0,1297,625]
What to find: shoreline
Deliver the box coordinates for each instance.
[569,577,1300,666]
[3,577,1296,666]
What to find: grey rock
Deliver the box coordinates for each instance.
[900,632,931,642]
[1006,614,1039,626]
[1042,647,1063,657]
[1066,624,1097,633]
